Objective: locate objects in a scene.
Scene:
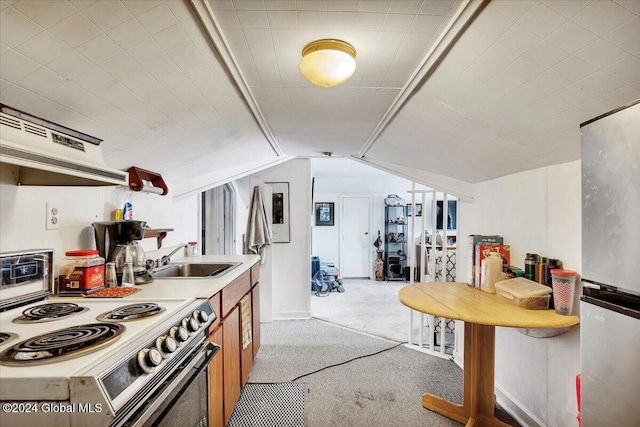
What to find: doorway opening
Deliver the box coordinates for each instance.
[201,183,236,255]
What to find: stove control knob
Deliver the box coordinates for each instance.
[193,310,209,323]
[137,348,163,373]
[186,316,200,332]
[156,335,177,357]
[181,317,198,333]
[170,326,189,342]
[148,348,162,366]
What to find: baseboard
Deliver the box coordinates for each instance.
[272,311,311,320]
[452,349,463,368]
[495,385,545,427]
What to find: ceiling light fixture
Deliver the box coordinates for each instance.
[299,39,357,88]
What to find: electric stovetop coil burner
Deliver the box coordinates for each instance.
[12,302,89,324]
[0,332,19,346]
[0,323,125,365]
[96,302,166,322]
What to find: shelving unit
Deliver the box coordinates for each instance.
[385,205,407,281]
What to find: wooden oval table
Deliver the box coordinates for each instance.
[399,282,580,427]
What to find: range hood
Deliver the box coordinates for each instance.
[0,104,128,186]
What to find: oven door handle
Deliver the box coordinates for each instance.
[122,341,220,427]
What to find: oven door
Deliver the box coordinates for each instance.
[121,341,219,427]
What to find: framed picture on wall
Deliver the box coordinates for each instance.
[406,203,422,217]
[267,182,290,243]
[315,202,334,226]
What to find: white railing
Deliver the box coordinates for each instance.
[405,187,455,360]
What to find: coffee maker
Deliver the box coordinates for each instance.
[92,220,153,285]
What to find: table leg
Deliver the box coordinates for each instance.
[421,322,514,427]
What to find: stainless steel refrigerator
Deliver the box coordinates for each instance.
[580,100,640,427]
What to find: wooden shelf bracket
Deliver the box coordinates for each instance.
[143,228,174,249]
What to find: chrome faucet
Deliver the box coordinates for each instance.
[158,243,188,266]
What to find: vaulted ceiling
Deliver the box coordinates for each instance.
[1,0,639,194]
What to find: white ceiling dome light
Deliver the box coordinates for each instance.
[299,39,357,88]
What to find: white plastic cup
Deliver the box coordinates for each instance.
[186,241,199,257]
[550,269,578,315]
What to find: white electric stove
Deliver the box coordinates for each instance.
[0,249,219,427]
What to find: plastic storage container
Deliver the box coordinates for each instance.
[494,277,551,309]
[61,250,105,292]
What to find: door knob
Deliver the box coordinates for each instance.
[365,232,368,235]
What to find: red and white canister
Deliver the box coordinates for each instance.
[61,250,105,292]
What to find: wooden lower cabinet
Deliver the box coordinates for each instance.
[222,305,241,425]
[207,327,224,427]
[207,263,262,425]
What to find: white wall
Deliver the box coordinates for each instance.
[0,164,198,274]
[251,158,311,320]
[457,160,581,427]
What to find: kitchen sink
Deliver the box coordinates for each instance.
[152,262,241,279]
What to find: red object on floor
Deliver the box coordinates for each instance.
[576,374,581,426]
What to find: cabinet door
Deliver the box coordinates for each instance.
[207,327,224,427]
[252,282,260,359]
[223,306,241,425]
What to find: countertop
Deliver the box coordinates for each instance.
[107,254,260,300]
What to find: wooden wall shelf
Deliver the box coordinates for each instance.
[144,228,174,249]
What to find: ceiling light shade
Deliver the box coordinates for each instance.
[300,39,357,88]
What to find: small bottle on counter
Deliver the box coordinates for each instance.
[545,258,563,309]
[123,195,133,220]
[536,257,547,284]
[105,262,118,288]
[524,253,538,281]
[480,251,504,293]
[121,262,135,288]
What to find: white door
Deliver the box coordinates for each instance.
[340,196,371,278]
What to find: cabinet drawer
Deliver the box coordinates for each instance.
[207,293,221,334]
[222,271,251,318]
[250,262,260,286]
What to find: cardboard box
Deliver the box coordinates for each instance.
[467,235,503,287]
[475,244,511,289]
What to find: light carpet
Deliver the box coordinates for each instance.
[247,319,520,427]
[310,279,419,343]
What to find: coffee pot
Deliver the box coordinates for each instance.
[92,220,153,285]
[111,242,153,285]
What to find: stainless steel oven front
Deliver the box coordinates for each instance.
[118,339,219,427]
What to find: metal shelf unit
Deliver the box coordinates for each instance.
[385,205,407,281]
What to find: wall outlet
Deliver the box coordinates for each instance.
[46,203,59,230]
